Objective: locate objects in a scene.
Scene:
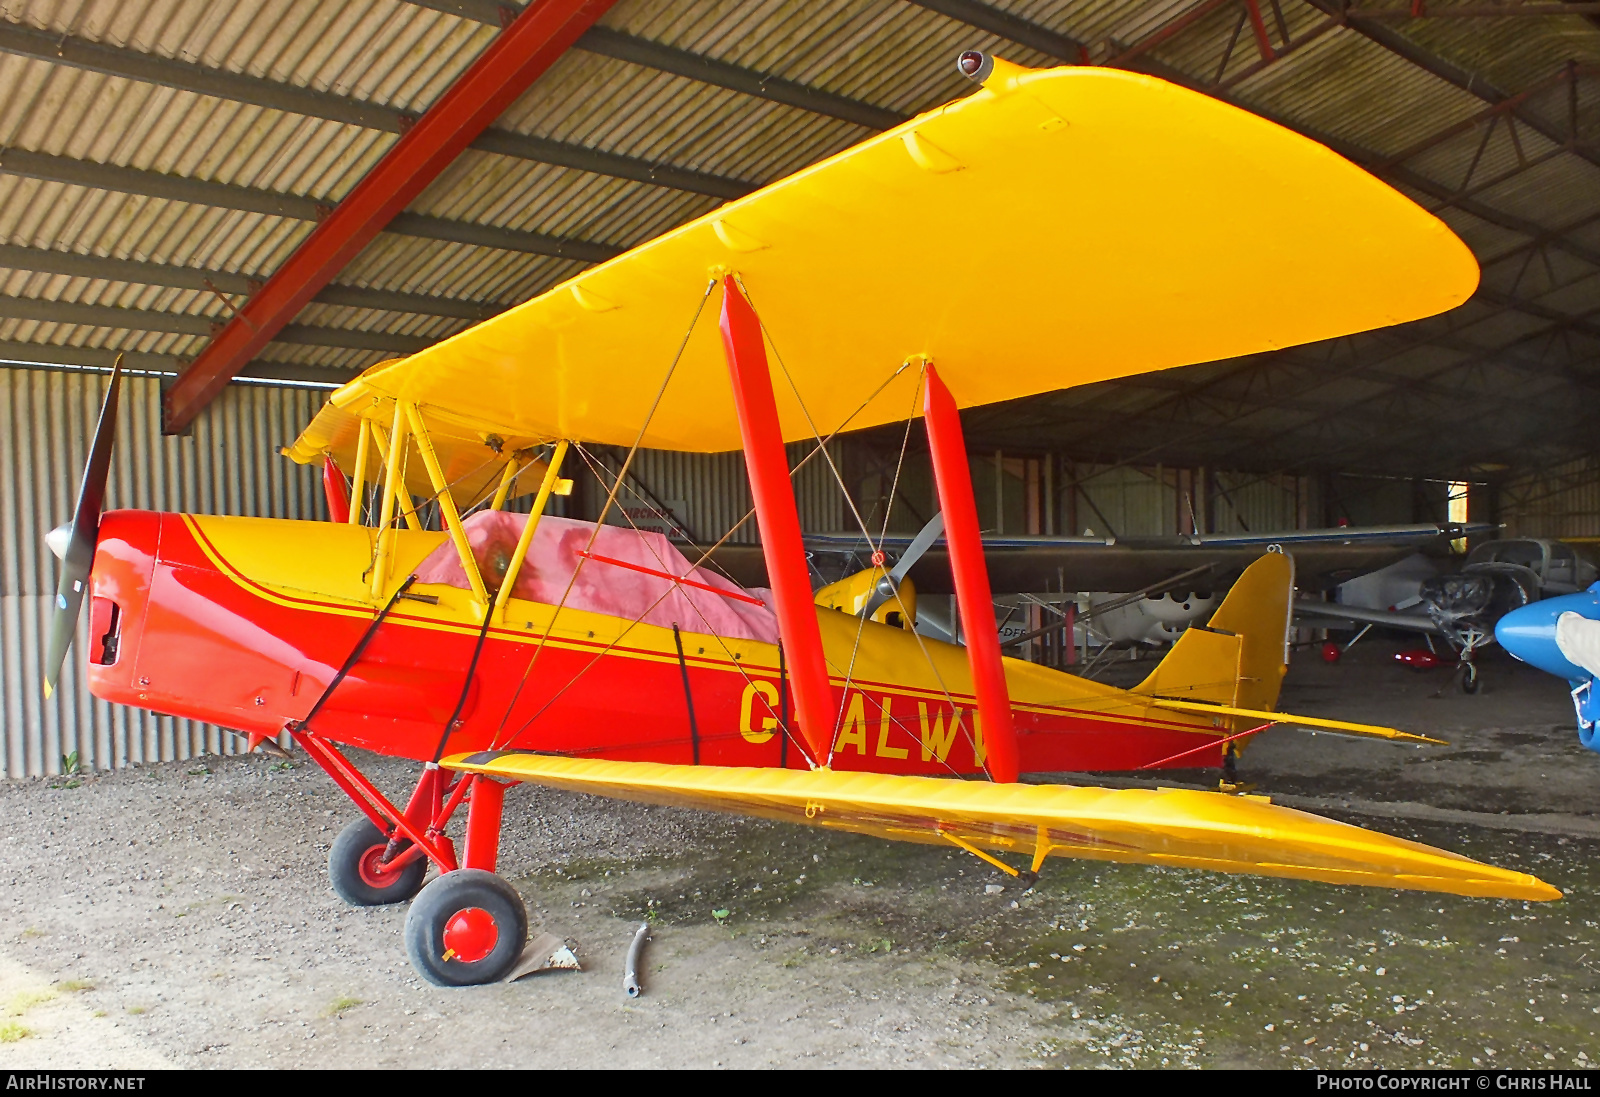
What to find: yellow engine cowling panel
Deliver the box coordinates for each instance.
[814,568,918,630]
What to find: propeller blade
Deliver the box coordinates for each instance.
[43,356,122,698]
[889,511,944,584]
[862,511,944,619]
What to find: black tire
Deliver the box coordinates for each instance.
[1459,662,1481,695]
[329,818,427,907]
[404,869,528,987]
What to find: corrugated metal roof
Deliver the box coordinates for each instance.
[0,0,1589,478]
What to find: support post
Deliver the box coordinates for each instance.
[405,401,489,607]
[348,418,371,525]
[923,364,1019,783]
[462,775,506,872]
[718,277,834,764]
[368,422,423,532]
[494,440,569,621]
[401,764,443,836]
[322,456,350,524]
[371,403,410,599]
[489,457,519,511]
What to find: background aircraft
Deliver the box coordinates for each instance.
[1494,584,1600,751]
[778,521,1488,652]
[1297,536,1596,692]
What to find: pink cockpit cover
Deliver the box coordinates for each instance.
[412,511,779,645]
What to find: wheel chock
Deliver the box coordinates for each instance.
[504,931,581,982]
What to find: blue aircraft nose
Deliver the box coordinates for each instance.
[1495,586,1600,682]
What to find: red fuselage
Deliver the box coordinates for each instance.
[84,510,1224,774]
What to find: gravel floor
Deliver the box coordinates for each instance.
[0,641,1597,1069]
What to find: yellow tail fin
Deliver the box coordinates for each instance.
[1133,551,1293,719]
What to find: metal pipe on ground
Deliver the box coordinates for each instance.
[624,922,650,998]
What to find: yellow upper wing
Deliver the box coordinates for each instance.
[444,754,1556,902]
[300,62,1477,455]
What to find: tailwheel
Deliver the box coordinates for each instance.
[329,819,427,906]
[404,869,528,987]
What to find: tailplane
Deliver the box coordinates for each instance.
[1132,550,1294,717]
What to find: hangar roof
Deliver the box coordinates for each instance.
[0,0,1595,481]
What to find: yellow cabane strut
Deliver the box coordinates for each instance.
[405,402,488,609]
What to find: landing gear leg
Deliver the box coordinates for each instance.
[323,762,456,907]
[1218,742,1256,794]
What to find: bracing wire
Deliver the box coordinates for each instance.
[675,359,918,580]
[500,445,820,766]
[488,280,715,750]
[730,293,986,777]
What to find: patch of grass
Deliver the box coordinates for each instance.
[0,1022,30,1043]
[56,980,94,993]
[50,752,85,788]
[19,927,43,939]
[91,1010,107,1019]
[8,989,57,1015]
[323,996,362,1018]
[186,766,210,776]
[125,1006,145,1016]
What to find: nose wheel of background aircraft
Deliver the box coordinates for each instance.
[1458,661,1481,695]
[405,869,529,986]
[328,818,428,906]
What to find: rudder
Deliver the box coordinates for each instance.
[1132,550,1294,715]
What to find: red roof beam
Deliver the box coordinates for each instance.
[162,0,618,434]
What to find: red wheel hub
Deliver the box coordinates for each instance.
[357,844,400,889]
[442,907,499,964]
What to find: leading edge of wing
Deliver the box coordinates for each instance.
[804,522,1490,553]
[443,754,1556,901]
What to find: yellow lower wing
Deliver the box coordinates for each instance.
[1149,699,1447,745]
[444,753,1556,902]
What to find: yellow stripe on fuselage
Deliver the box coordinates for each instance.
[180,514,1219,734]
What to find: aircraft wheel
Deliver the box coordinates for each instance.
[329,819,427,906]
[1459,662,1481,695]
[405,869,528,987]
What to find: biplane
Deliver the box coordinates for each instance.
[44,53,1558,988]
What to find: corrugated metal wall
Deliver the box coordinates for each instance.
[1073,466,1178,538]
[1498,457,1600,540]
[0,366,326,777]
[1063,463,1313,540]
[1210,471,1313,535]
